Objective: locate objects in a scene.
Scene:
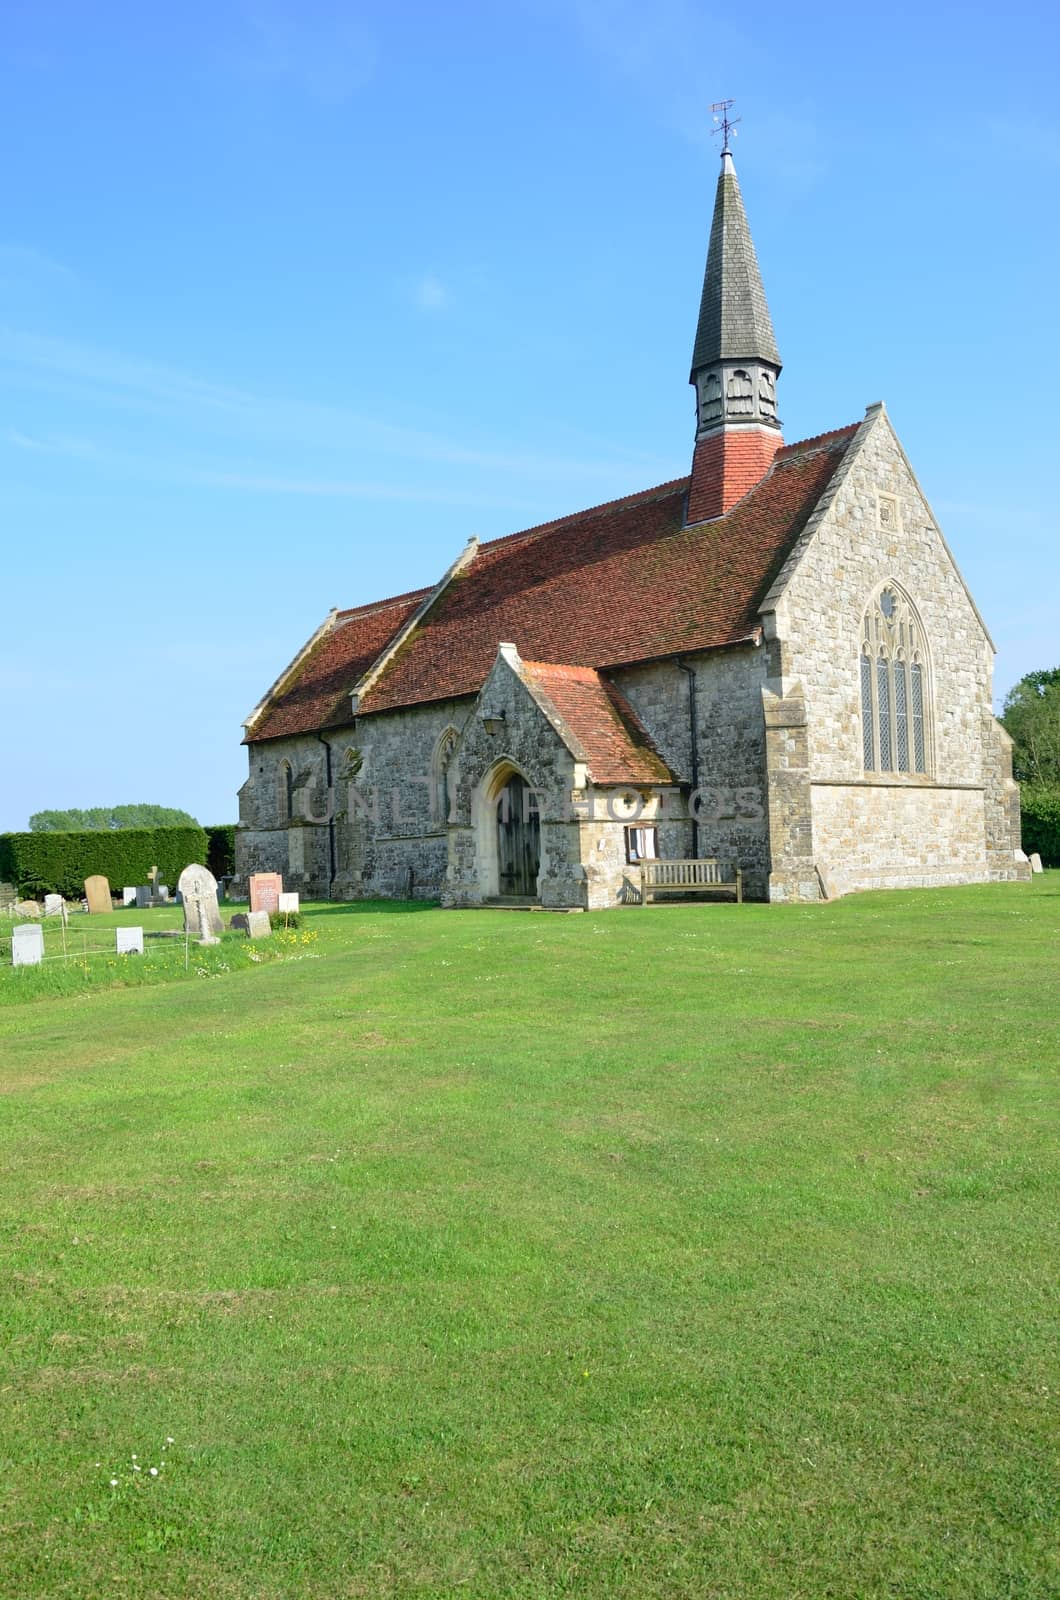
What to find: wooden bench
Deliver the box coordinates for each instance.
[640,858,743,905]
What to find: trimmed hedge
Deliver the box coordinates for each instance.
[1021,786,1060,868]
[0,826,208,899]
[206,824,236,881]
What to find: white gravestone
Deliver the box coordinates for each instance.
[1029,853,1044,874]
[123,887,137,906]
[247,910,272,939]
[278,892,300,914]
[177,864,224,940]
[158,886,170,902]
[44,894,64,917]
[13,924,44,967]
[116,927,144,955]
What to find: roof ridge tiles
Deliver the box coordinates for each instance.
[336,586,431,620]
[476,475,690,554]
[774,422,859,460]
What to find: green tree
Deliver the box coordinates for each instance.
[1002,668,1060,787]
[29,804,200,832]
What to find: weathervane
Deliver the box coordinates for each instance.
[711,99,740,154]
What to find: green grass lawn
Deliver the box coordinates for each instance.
[1,881,1057,1599]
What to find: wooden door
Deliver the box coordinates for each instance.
[497,774,540,897]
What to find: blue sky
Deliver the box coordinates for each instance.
[1,0,1057,830]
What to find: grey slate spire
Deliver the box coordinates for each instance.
[689,150,782,441]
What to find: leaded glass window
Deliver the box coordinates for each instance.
[859,587,930,775]
[861,654,874,770]
[877,659,892,771]
[895,659,909,772]
[911,663,925,773]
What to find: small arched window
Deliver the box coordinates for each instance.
[279,760,295,822]
[700,372,722,427]
[726,369,754,415]
[860,586,930,774]
[431,727,459,826]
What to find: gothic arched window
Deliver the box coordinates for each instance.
[726,369,754,416]
[700,372,722,427]
[279,760,295,822]
[431,727,459,826]
[860,587,930,775]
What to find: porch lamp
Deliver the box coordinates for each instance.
[481,708,507,737]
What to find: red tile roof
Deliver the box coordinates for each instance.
[248,589,428,741]
[247,423,859,741]
[520,660,676,785]
[357,424,859,715]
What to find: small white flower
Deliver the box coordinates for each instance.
[149,1467,158,1476]
[131,1454,137,1460]
[133,1465,141,1471]
[110,1478,118,1487]
[166,1436,174,1444]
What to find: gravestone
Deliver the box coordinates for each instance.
[116,926,144,955]
[247,910,272,939]
[15,900,41,919]
[12,924,44,967]
[135,885,152,909]
[0,882,17,911]
[229,913,250,935]
[43,894,64,917]
[158,886,170,902]
[147,865,161,900]
[1030,852,1044,874]
[278,891,300,914]
[122,887,137,906]
[177,863,223,940]
[249,873,283,915]
[84,875,112,914]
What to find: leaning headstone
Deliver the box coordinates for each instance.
[247,910,272,939]
[116,926,144,955]
[84,875,112,914]
[1029,852,1044,874]
[44,894,64,917]
[177,863,223,939]
[15,900,41,919]
[278,891,300,914]
[249,873,283,915]
[12,924,44,967]
[229,913,250,934]
[122,886,137,906]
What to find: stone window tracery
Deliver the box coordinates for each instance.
[859,587,930,775]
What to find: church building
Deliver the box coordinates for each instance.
[235,142,1025,907]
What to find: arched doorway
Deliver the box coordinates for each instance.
[496,772,540,898]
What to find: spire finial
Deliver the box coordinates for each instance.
[711,98,740,157]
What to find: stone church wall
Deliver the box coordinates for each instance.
[763,408,1023,895]
[614,646,771,899]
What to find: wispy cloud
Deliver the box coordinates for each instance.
[0,244,79,293]
[0,326,669,485]
[1,427,532,508]
[234,4,378,103]
[414,272,449,312]
[566,0,824,186]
